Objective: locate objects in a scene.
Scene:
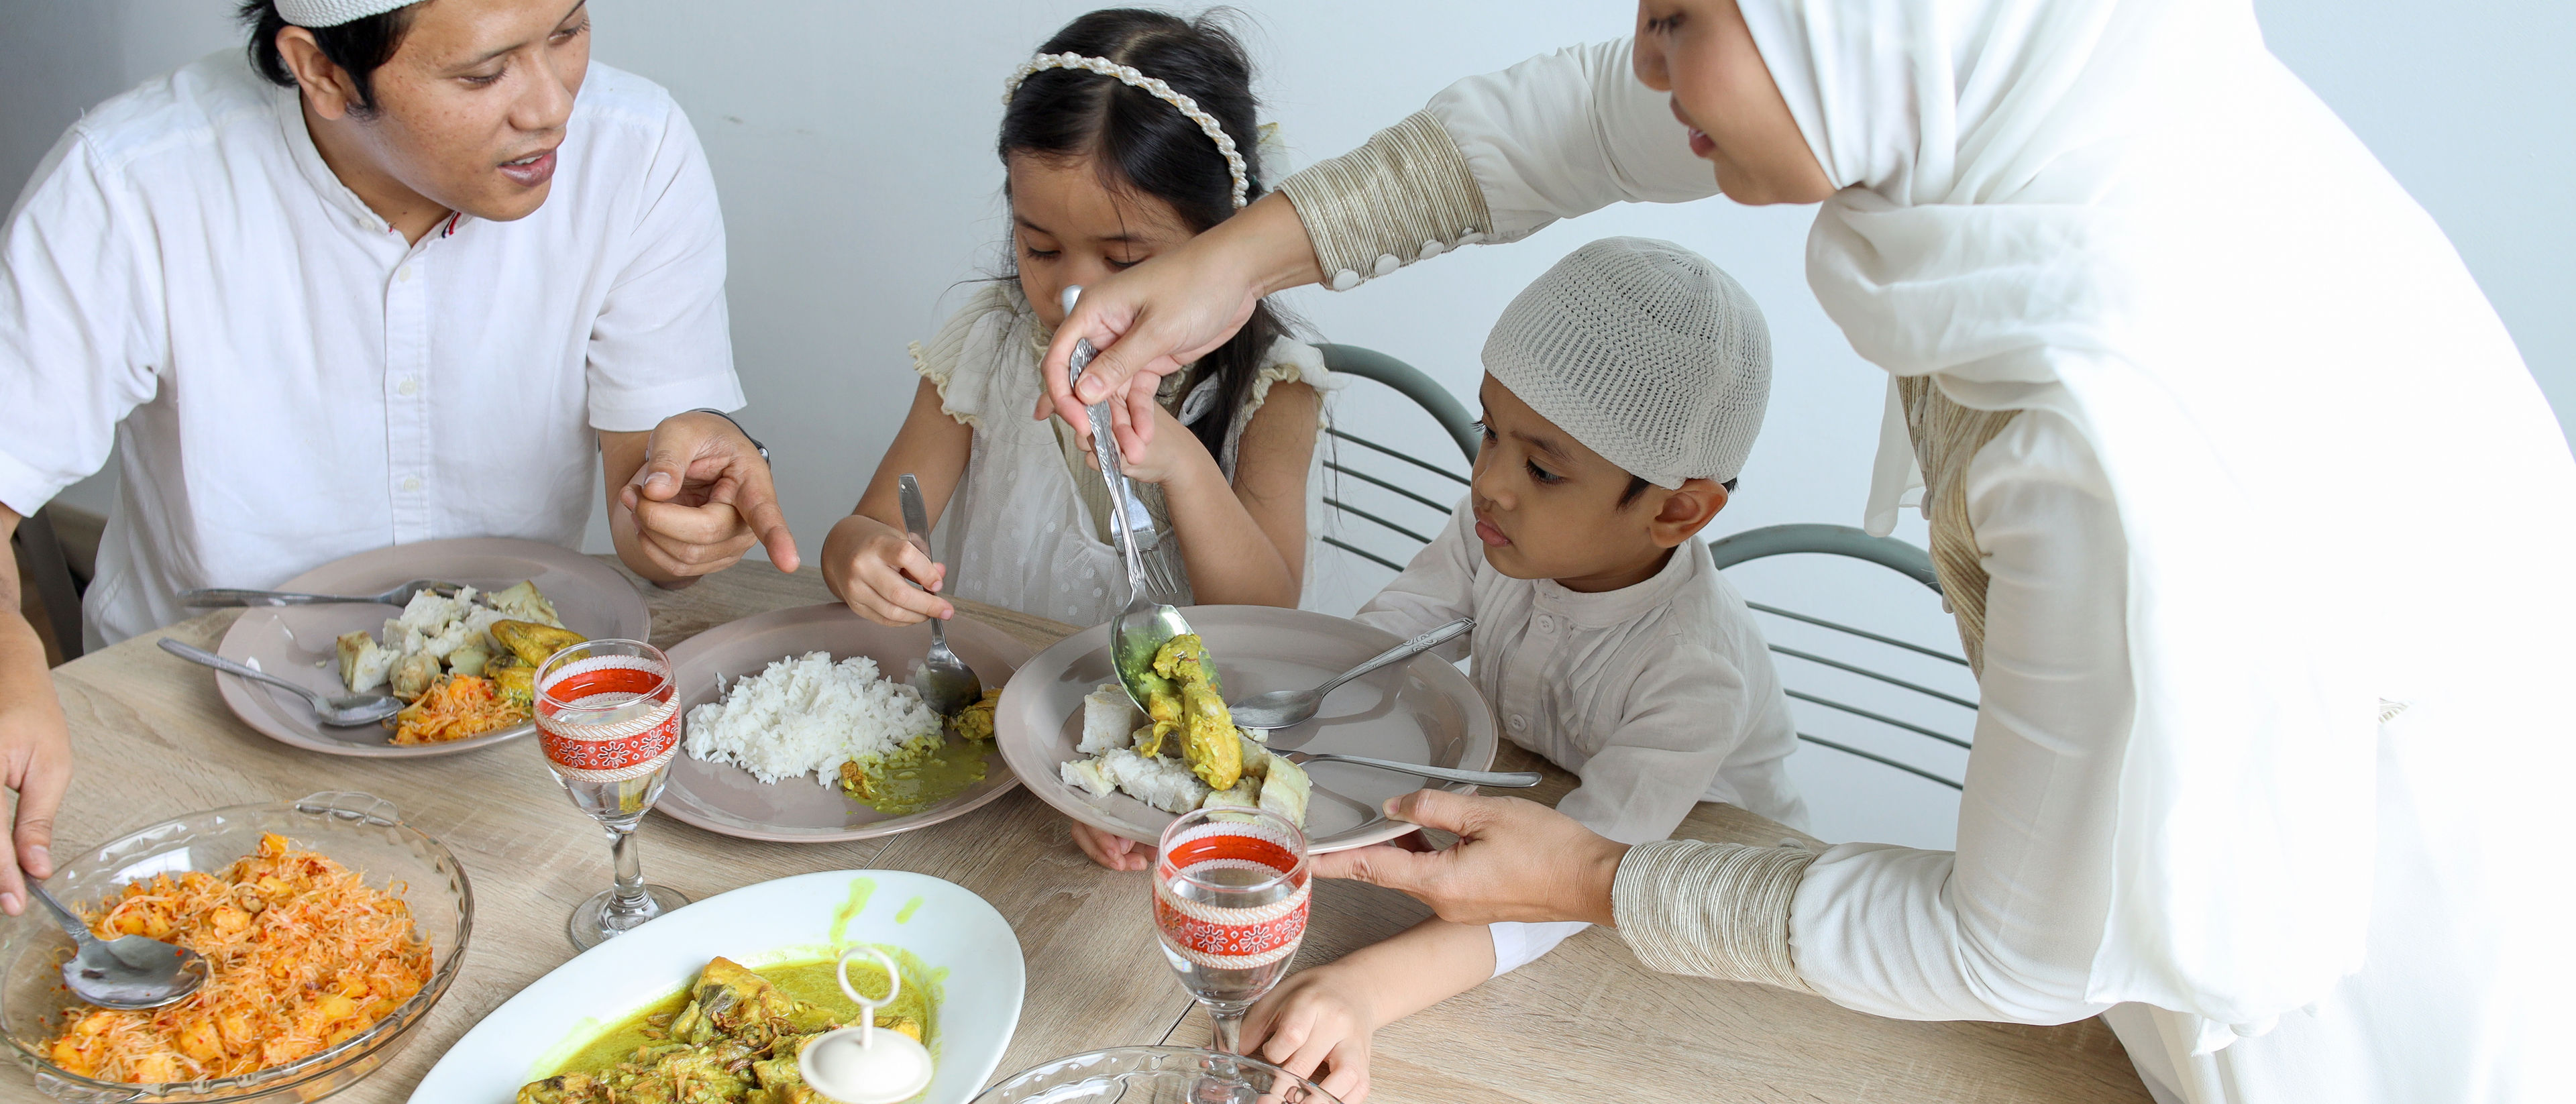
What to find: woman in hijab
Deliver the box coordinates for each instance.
[1034,1,2575,1101]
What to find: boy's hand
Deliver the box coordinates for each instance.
[1069,820,1150,871]
[820,514,951,626]
[1244,964,1378,1102]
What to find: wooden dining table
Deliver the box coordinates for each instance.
[24,561,2150,1103]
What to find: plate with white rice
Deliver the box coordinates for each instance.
[994,606,1501,853]
[655,603,1036,842]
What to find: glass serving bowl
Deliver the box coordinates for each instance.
[0,792,473,1103]
[971,1046,1346,1103]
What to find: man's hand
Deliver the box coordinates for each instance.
[0,508,69,916]
[606,412,800,585]
[1312,790,1629,927]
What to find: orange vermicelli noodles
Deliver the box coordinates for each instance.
[43,834,431,1084]
[391,674,529,746]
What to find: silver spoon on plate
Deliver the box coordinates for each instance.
[157,639,405,727]
[896,473,983,716]
[1230,616,1475,730]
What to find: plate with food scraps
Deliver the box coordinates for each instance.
[206,537,651,758]
[996,605,1499,853]
[0,792,471,1100]
[654,603,1036,843]
[407,869,1022,1104]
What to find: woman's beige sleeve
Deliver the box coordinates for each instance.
[1275,111,1495,293]
[1613,838,1819,991]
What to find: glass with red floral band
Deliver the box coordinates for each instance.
[535,638,690,949]
[1153,806,1310,1054]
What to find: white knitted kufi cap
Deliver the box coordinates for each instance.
[275,0,413,27]
[1482,237,1771,488]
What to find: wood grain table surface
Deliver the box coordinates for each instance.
[23,560,2148,1103]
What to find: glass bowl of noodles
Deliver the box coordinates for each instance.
[0,792,472,1102]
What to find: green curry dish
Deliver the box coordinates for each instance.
[519,958,926,1104]
[838,730,990,816]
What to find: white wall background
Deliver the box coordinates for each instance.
[7,0,2569,850]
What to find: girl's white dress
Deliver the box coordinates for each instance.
[912,282,1330,628]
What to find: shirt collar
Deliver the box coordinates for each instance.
[270,82,472,241]
[1530,539,1704,628]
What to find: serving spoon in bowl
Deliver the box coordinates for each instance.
[157,639,405,728]
[30,881,208,1010]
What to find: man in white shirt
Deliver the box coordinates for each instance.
[0,0,799,917]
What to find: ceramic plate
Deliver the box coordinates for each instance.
[996,606,1499,852]
[655,604,1035,842]
[208,538,652,758]
[407,869,1024,1104]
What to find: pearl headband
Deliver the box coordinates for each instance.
[1004,52,1250,209]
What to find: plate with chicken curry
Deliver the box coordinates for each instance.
[995,606,1501,852]
[408,869,1024,1104]
[207,538,651,758]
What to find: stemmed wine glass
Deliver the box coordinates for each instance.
[1152,806,1310,1056]
[535,638,691,950]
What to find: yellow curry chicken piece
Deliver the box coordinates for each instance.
[1148,635,1241,791]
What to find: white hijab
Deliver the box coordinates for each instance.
[1737,0,2576,1048]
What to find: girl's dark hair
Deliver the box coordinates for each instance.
[999,8,1289,462]
[237,0,417,113]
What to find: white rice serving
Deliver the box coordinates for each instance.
[684,651,941,785]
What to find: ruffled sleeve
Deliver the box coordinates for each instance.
[910,282,1036,429]
[1215,337,1335,476]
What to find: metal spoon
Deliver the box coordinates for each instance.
[157,639,405,727]
[1063,286,1194,710]
[1230,617,1475,731]
[1274,748,1541,789]
[177,579,461,608]
[896,473,982,717]
[29,881,208,1010]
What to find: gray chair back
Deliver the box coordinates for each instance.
[1709,524,1972,789]
[9,506,84,662]
[1313,344,1477,573]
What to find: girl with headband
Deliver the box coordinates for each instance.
[823,9,1327,651]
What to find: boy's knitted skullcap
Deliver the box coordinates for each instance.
[1481,237,1770,488]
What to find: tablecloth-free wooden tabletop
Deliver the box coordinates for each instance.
[28,561,2148,1103]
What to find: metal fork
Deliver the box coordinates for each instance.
[178,579,461,608]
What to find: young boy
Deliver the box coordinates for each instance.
[1240,237,1805,1095]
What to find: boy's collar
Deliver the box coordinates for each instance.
[1529,541,1701,627]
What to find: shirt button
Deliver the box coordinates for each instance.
[397,266,415,283]
[1534,615,1553,633]
[401,476,423,492]
[1508,714,1526,732]
[396,376,419,396]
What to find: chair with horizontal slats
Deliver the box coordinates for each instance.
[1707,523,1974,791]
[1312,344,1478,573]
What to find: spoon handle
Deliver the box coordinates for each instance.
[1317,618,1474,697]
[1061,287,1154,600]
[895,474,949,649]
[178,588,370,607]
[1295,751,1542,789]
[28,883,105,952]
[156,639,319,704]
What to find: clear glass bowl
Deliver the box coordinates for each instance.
[0,793,473,1102]
[971,1046,1346,1103]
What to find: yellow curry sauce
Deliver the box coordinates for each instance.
[530,956,934,1104]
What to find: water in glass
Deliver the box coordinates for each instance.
[535,639,691,950]
[1152,808,1309,1054]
